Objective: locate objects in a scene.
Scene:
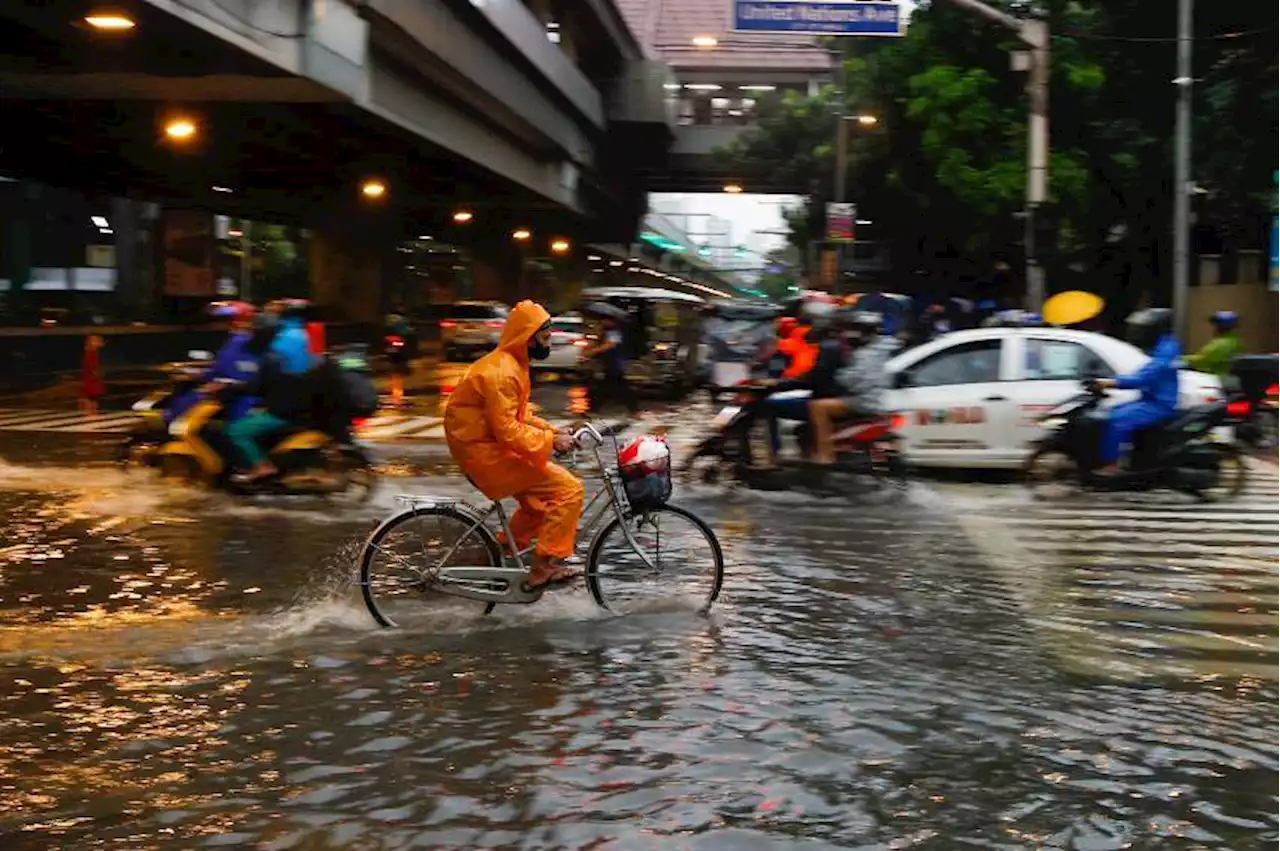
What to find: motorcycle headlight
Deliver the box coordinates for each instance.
[1039,417,1067,430]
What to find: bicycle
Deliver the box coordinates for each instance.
[358,423,725,627]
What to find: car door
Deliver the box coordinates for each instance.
[1010,335,1118,455]
[891,336,1017,467]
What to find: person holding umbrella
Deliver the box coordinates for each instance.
[582,302,640,418]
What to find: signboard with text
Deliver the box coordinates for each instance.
[732,1,904,36]
[825,202,856,242]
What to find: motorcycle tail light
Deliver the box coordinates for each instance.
[1226,400,1251,417]
[890,412,908,431]
[1268,383,1278,397]
[439,320,456,328]
[352,418,369,429]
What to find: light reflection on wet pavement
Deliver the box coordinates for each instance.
[0,433,1275,849]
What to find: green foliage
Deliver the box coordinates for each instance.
[714,0,1277,305]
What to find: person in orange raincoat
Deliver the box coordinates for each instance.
[778,321,817,379]
[444,300,583,590]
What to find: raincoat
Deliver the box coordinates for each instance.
[167,330,260,424]
[1185,332,1240,379]
[444,300,584,558]
[1102,333,1182,463]
[779,325,818,379]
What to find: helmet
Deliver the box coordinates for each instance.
[618,435,670,479]
[279,298,311,320]
[1210,310,1239,331]
[842,310,883,346]
[1124,307,1174,352]
[210,300,255,321]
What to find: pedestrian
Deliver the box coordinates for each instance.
[583,315,640,418]
[383,304,415,408]
[80,334,105,415]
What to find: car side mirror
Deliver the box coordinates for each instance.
[892,371,911,389]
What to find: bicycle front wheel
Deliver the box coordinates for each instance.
[585,504,724,615]
[360,505,499,627]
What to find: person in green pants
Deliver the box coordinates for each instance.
[1185,311,1241,379]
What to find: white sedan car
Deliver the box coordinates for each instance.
[537,316,587,373]
[883,327,1224,469]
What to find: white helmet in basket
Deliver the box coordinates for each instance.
[618,435,670,477]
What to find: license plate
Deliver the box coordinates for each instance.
[712,406,741,428]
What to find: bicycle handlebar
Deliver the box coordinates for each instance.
[571,424,604,447]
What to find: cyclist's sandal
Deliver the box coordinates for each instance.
[521,567,582,593]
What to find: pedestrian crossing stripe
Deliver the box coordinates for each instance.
[954,460,1279,684]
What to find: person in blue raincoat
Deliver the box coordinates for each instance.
[166,301,261,425]
[227,300,318,483]
[1095,308,1181,472]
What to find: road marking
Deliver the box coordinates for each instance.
[954,461,1279,683]
[58,414,145,433]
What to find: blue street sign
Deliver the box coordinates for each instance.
[1269,214,1277,293]
[732,1,904,36]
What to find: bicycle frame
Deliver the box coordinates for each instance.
[390,425,657,605]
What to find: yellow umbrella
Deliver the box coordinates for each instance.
[1042,290,1105,326]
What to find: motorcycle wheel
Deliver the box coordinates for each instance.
[1024,447,1081,500]
[1192,443,1247,503]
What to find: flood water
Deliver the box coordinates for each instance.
[0,436,1275,849]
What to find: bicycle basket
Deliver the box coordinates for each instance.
[618,436,672,510]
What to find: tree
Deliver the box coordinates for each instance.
[756,244,802,299]
[716,0,1278,314]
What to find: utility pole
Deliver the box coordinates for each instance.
[835,116,849,204]
[1172,0,1193,343]
[945,0,1049,311]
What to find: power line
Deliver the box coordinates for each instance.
[1060,25,1276,44]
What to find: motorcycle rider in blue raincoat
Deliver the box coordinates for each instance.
[166,302,260,425]
[1095,308,1181,473]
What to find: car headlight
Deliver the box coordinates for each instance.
[1039,417,1067,430]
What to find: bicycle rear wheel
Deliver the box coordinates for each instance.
[360,505,499,627]
[585,504,724,615]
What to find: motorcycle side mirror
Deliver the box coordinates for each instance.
[188,349,214,361]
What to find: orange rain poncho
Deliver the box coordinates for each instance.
[444,300,584,558]
[779,324,818,379]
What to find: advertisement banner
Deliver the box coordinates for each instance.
[162,210,215,297]
[825,202,856,242]
[732,1,904,36]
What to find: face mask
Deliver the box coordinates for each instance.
[528,338,551,361]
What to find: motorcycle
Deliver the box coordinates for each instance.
[1225,354,1278,451]
[117,350,216,465]
[682,380,908,496]
[1025,379,1246,500]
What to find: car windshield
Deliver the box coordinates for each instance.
[451,304,505,320]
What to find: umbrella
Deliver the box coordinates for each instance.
[1042,290,1104,327]
[582,301,630,322]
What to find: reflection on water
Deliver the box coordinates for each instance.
[0,456,1276,848]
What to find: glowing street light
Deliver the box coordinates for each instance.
[511,228,532,242]
[550,238,571,255]
[692,35,718,48]
[164,118,197,141]
[452,209,474,224]
[360,179,387,199]
[723,183,743,194]
[85,13,135,31]
[855,114,879,126]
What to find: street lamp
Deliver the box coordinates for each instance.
[512,228,532,242]
[84,13,135,30]
[550,238,571,255]
[360,179,387,199]
[163,118,197,142]
[855,114,878,126]
[692,35,718,48]
[723,183,743,194]
[452,209,474,224]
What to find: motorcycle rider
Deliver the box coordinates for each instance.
[1094,308,1181,474]
[444,300,583,591]
[166,302,260,426]
[757,302,845,467]
[1185,310,1241,379]
[809,311,898,465]
[227,301,318,484]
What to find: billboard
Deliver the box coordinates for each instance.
[162,210,215,297]
[732,1,904,36]
[825,202,856,242]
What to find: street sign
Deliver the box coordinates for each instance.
[825,202,856,242]
[1269,214,1277,293]
[731,1,904,37]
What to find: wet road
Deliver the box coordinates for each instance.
[0,432,1276,849]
